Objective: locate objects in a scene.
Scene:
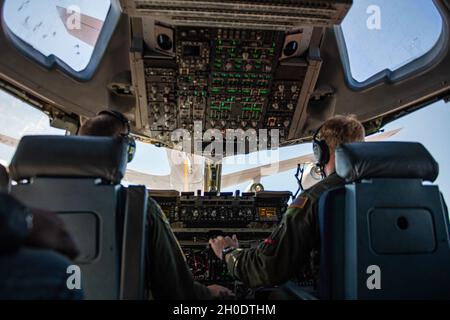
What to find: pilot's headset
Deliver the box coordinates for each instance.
[97,110,136,163]
[312,124,329,177]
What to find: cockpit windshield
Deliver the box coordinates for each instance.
[3,0,111,72]
[340,0,442,83]
[0,0,448,206]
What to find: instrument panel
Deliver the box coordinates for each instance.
[149,190,291,297]
[132,21,326,150]
[151,190,291,227]
[128,0,353,150]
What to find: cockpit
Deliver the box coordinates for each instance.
[0,0,449,301]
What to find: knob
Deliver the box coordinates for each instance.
[156,33,173,51]
[283,40,298,56]
[278,85,285,92]
[287,103,294,110]
[272,103,279,110]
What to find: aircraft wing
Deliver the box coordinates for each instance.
[0,133,19,148]
[221,153,315,189]
[365,128,402,142]
[221,128,402,189]
[124,169,172,189]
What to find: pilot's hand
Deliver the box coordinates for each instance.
[224,234,239,249]
[209,235,239,260]
[207,284,234,299]
[26,209,80,260]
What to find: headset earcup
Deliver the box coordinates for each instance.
[313,141,322,163]
[127,138,136,163]
[319,140,330,165]
[313,140,329,166]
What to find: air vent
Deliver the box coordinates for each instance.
[132,0,352,30]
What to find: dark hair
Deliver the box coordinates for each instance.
[78,113,127,137]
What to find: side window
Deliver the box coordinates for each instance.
[0,90,65,165]
[2,0,115,76]
[382,100,450,211]
[340,0,443,83]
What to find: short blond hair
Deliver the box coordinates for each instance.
[318,115,365,151]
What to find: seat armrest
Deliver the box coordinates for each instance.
[120,186,148,300]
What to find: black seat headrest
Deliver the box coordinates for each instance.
[336,142,439,182]
[9,136,128,184]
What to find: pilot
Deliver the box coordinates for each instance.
[209,115,366,290]
[0,191,81,299]
[78,110,232,299]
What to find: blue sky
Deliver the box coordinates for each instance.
[0,0,449,205]
[2,0,110,71]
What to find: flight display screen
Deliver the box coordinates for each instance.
[183,45,201,56]
[258,207,277,220]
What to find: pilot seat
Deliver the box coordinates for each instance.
[317,142,450,299]
[8,135,148,300]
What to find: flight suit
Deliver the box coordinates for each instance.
[0,192,30,254]
[225,173,345,288]
[0,193,83,299]
[145,197,211,300]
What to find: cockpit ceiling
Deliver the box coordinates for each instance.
[1,0,449,156]
[123,0,353,30]
[130,20,329,150]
